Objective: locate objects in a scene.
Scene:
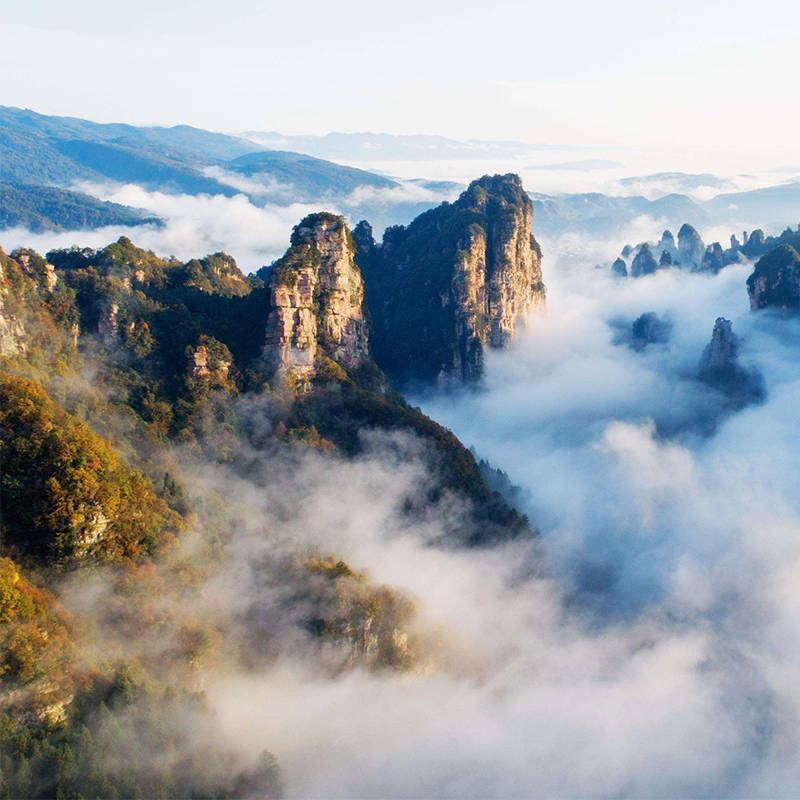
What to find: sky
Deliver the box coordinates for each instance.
[3,0,800,155]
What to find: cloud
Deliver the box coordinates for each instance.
[13,177,800,797]
[0,183,329,272]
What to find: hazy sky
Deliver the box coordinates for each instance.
[3,0,800,153]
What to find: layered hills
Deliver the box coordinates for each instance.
[0,188,545,794]
[0,106,402,231]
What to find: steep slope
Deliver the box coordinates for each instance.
[697,317,764,410]
[747,243,800,310]
[0,107,402,208]
[263,213,369,383]
[0,373,179,563]
[355,174,545,384]
[0,182,160,232]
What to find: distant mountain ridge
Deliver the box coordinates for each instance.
[0,107,404,224]
[240,130,620,162]
[528,191,710,238]
[0,182,161,232]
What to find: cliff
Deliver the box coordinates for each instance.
[356,173,545,385]
[678,223,706,270]
[264,213,370,384]
[747,244,800,311]
[612,224,800,280]
[698,317,764,409]
[630,244,658,277]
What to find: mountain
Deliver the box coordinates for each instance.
[354,174,545,385]
[697,317,764,410]
[0,107,404,212]
[747,243,800,310]
[0,182,161,232]
[0,202,543,793]
[226,149,397,197]
[528,191,710,238]
[263,212,370,382]
[704,182,800,227]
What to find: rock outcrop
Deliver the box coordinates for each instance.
[0,254,26,356]
[611,257,628,277]
[356,173,545,384]
[630,244,659,277]
[656,230,678,261]
[610,223,800,280]
[264,213,369,383]
[747,244,800,311]
[630,312,672,351]
[189,337,232,381]
[0,249,33,357]
[698,317,764,408]
[678,223,706,270]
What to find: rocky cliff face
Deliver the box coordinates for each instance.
[631,244,658,277]
[747,244,800,311]
[698,317,764,408]
[356,173,545,384]
[264,213,369,383]
[678,223,706,270]
[0,254,27,355]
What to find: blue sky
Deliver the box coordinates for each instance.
[3,0,800,153]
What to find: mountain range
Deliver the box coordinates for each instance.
[2,108,799,244]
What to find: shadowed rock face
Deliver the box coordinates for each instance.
[630,312,672,351]
[630,244,659,277]
[356,173,546,385]
[657,230,678,260]
[678,223,705,270]
[611,257,628,277]
[747,244,800,311]
[698,317,765,409]
[264,213,369,383]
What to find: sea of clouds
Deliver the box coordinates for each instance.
[7,168,800,797]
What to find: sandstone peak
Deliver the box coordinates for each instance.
[356,173,545,384]
[264,213,369,384]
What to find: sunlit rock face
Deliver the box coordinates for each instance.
[747,244,800,311]
[264,213,369,383]
[355,173,546,385]
[0,257,26,355]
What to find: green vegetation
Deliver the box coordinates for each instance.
[0,182,160,233]
[747,243,800,310]
[0,227,535,795]
[0,374,179,563]
[356,174,538,384]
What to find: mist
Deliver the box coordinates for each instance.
[8,178,800,798]
[166,235,800,799]
[65,233,800,798]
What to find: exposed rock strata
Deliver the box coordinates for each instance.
[355,173,545,384]
[264,213,369,382]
